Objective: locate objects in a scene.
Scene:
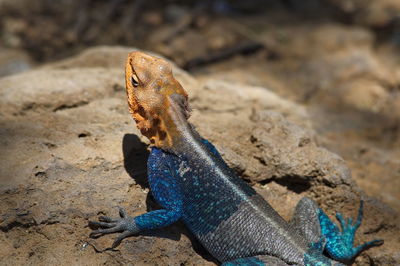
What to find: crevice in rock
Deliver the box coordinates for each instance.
[18,102,51,115]
[78,132,91,138]
[364,223,386,235]
[34,171,47,178]
[0,220,37,232]
[259,175,312,194]
[53,101,89,112]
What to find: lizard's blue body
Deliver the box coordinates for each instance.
[91,137,382,266]
[89,51,382,265]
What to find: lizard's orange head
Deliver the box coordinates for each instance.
[125,51,189,148]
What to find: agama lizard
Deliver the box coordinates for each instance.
[89,51,383,265]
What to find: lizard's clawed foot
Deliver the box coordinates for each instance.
[89,207,140,248]
[324,200,384,261]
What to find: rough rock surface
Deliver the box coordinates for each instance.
[0,46,398,265]
[197,22,400,214]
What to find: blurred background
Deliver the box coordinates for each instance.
[1,0,398,211]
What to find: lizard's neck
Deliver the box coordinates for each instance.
[163,94,203,155]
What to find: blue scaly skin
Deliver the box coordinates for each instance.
[317,201,383,262]
[89,52,383,265]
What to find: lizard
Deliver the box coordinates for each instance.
[89,51,383,265]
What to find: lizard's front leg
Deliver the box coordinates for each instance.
[89,205,182,248]
[89,148,184,248]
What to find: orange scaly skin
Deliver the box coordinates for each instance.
[125,52,189,150]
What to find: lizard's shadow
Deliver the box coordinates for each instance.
[122,133,149,189]
[122,134,217,263]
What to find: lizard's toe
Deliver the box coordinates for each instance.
[89,221,117,228]
[119,207,128,218]
[89,226,123,238]
[99,216,118,223]
[112,230,137,248]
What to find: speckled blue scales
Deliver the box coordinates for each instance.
[147,140,257,236]
[90,138,383,265]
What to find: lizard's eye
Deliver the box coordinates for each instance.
[131,74,139,87]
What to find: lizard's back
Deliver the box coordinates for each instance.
[157,138,309,264]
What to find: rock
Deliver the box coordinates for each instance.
[338,79,390,113]
[0,46,397,265]
[263,24,400,119]
[249,110,352,187]
[189,79,351,187]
